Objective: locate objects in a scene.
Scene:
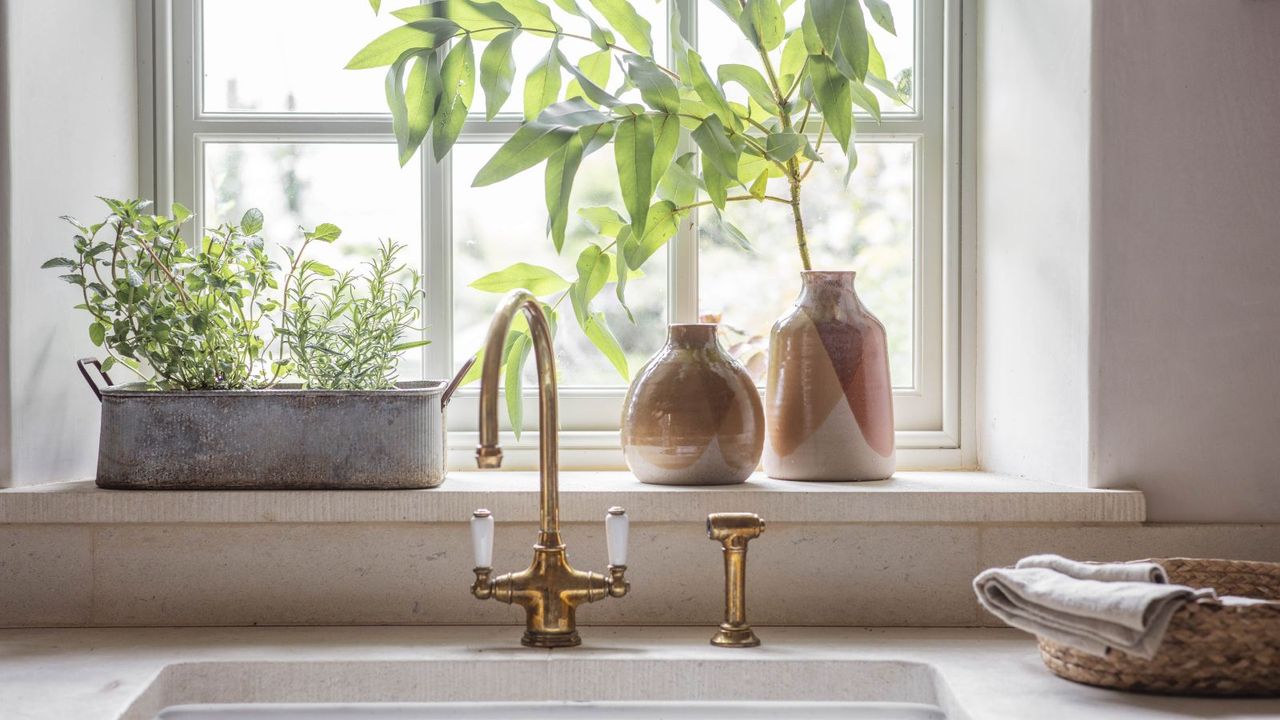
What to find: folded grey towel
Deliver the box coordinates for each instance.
[974,562,1215,659]
[1015,554,1167,584]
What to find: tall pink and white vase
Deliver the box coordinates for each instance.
[764,271,895,481]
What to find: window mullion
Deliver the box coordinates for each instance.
[668,0,699,324]
[423,149,453,381]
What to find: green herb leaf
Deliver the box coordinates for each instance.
[41,257,76,269]
[469,262,571,295]
[849,78,881,122]
[622,55,680,113]
[240,208,264,235]
[765,130,805,162]
[718,64,780,115]
[89,322,106,347]
[687,50,738,130]
[308,223,343,243]
[505,332,532,438]
[404,52,441,164]
[579,206,629,237]
[565,49,611,106]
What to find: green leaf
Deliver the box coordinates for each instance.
[565,49,611,105]
[474,98,611,186]
[369,0,381,14]
[615,114,656,237]
[582,312,628,379]
[624,200,680,269]
[586,0,654,56]
[172,202,193,224]
[614,247,632,322]
[240,208,264,235]
[571,244,611,317]
[41,257,77,269]
[650,112,681,192]
[505,332,531,438]
[849,78,880,121]
[622,55,680,113]
[804,0,868,81]
[687,50,737,130]
[441,35,475,107]
[749,168,769,198]
[469,262,571,295]
[89,322,106,347]
[579,206,629,237]
[392,339,432,351]
[808,54,853,153]
[404,52,441,163]
[691,114,741,182]
[863,0,896,35]
[706,0,743,22]
[779,30,807,88]
[523,42,563,120]
[479,29,520,120]
[701,161,730,210]
[657,152,700,206]
[703,211,755,252]
[556,47,623,108]
[545,133,585,253]
[718,64,779,115]
[739,0,785,51]
[305,261,337,277]
[765,130,805,162]
[308,223,343,243]
[346,19,458,69]
[99,356,117,373]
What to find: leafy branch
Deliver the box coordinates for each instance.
[350,0,903,432]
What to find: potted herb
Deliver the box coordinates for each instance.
[351,0,901,479]
[45,197,444,489]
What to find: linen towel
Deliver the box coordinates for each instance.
[1015,554,1168,584]
[974,561,1214,659]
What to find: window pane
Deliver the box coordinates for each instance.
[452,143,667,386]
[203,0,400,113]
[696,0,915,113]
[475,1,669,117]
[698,142,914,387]
[203,142,425,378]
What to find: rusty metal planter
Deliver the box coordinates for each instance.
[79,359,447,490]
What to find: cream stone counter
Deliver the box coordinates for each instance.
[1,627,1276,720]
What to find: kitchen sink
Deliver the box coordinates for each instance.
[127,658,959,720]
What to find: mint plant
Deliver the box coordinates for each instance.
[350,0,901,429]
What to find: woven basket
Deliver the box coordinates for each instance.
[1038,558,1280,697]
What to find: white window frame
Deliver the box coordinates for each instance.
[138,0,974,471]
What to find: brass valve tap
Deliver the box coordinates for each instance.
[468,290,630,648]
[707,512,766,647]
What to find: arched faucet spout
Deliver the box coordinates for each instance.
[475,290,560,539]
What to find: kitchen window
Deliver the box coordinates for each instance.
[142,0,965,469]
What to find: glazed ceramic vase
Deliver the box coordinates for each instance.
[764,271,895,481]
[621,323,765,485]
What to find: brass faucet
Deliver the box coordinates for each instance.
[707,512,765,647]
[469,290,630,648]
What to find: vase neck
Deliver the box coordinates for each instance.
[667,323,719,350]
[797,271,860,313]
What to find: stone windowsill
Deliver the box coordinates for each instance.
[0,471,1145,524]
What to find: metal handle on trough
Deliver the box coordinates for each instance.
[76,357,114,402]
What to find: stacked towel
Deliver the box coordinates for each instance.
[974,554,1215,659]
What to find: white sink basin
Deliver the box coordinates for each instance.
[126,659,959,720]
[158,700,946,719]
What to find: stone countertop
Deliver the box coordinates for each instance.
[1,626,1275,719]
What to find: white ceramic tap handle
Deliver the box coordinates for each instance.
[606,507,629,567]
[471,509,494,568]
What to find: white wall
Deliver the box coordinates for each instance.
[1090,0,1280,522]
[1,0,138,486]
[975,0,1092,488]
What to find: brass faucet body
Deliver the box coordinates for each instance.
[470,290,628,648]
[707,512,766,647]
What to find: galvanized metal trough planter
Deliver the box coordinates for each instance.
[77,358,452,490]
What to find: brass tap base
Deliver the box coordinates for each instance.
[522,629,582,648]
[710,624,761,648]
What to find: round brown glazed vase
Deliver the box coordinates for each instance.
[621,323,765,485]
[764,271,895,481]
